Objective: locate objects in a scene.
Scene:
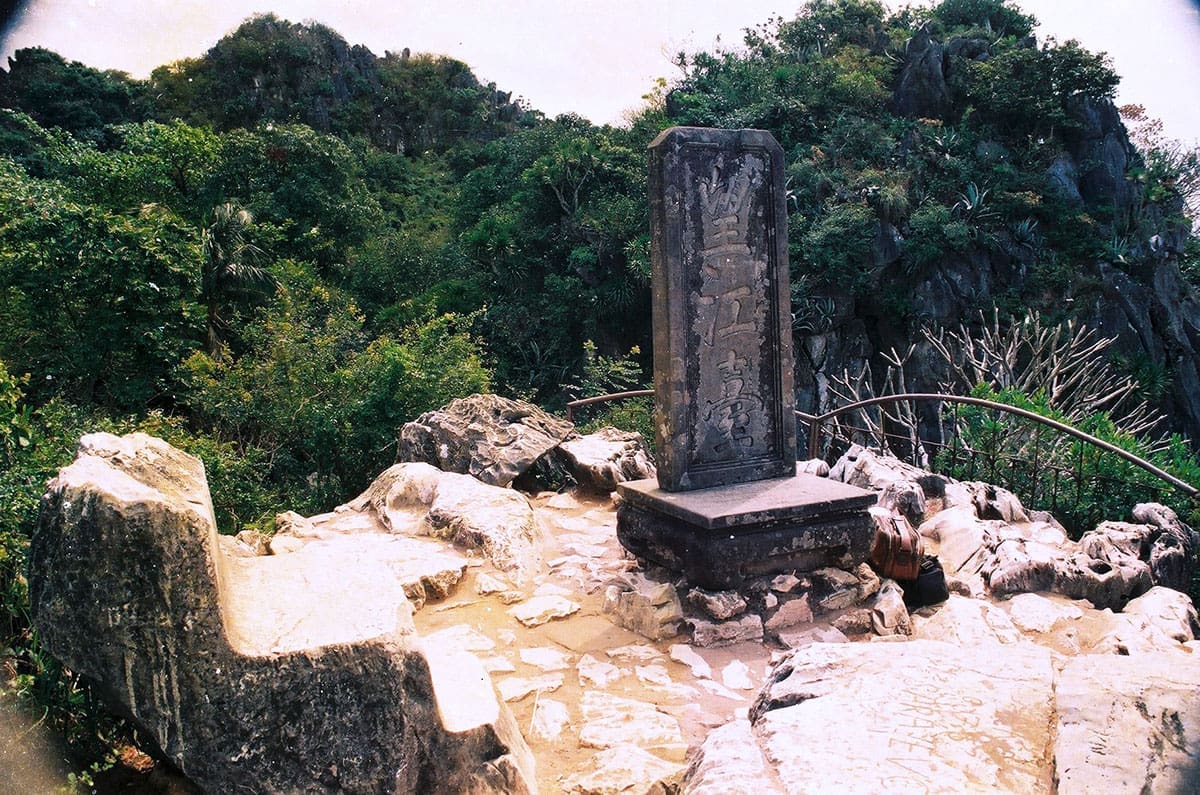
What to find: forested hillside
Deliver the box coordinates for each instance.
[2,0,1200,782]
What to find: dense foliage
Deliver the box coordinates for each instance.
[2,0,1199,785]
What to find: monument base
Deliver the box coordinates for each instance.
[615,474,877,590]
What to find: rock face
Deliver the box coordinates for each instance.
[30,433,536,795]
[399,394,575,487]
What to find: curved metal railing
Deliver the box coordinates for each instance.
[798,393,1197,497]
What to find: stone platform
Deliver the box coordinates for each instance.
[616,474,876,589]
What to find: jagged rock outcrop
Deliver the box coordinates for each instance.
[399,394,575,487]
[30,433,536,795]
[829,446,1196,610]
[889,25,950,119]
[554,427,656,493]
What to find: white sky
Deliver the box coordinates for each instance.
[2,0,1199,143]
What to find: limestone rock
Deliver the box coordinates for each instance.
[530,698,570,742]
[509,595,580,627]
[910,594,1021,646]
[30,432,535,795]
[745,640,1055,792]
[519,645,573,671]
[1121,586,1199,645]
[398,393,574,487]
[679,719,785,795]
[562,744,683,795]
[721,660,755,691]
[1130,503,1199,591]
[686,588,747,620]
[870,579,912,636]
[555,427,656,492]
[349,461,542,582]
[496,673,564,702]
[577,654,625,688]
[579,692,685,756]
[687,614,764,647]
[764,594,813,634]
[829,445,928,526]
[1004,592,1084,634]
[1055,651,1200,793]
[1054,546,1152,612]
[777,625,849,649]
[602,574,682,640]
[669,644,712,679]
[889,24,951,119]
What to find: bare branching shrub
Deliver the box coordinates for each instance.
[923,310,1164,439]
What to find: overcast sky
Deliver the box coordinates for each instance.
[2,0,1199,142]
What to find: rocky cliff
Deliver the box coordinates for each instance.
[793,24,1200,444]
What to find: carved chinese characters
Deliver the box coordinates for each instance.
[648,127,796,491]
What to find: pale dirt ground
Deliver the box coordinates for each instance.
[411,488,777,793]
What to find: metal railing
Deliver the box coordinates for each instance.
[563,388,1197,535]
[800,393,1197,535]
[565,389,652,423]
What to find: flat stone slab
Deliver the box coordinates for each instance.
[617,474,875,589]
[617,473,875,530]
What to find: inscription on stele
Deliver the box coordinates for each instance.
[648,127,796,491]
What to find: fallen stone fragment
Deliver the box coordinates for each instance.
[695,679,746,701]
[777,625,850,649]
[870,579,912,636]
[561,744,684,795]
[603,577,683,640]
[579,692,685,757]
[509,595,580,627]
[668,644,712,679]
[577,654,625,688]
[686,587,748,620]
[770,573,802,593]
[544,491,584,511]
[496,673,564,702]
[829,608,873,636]
[519,646,573,671]
[635,664,674,688]
[606,644,662,662]
[688,614,764,647]
[423,624,497,653]
[475,572,511,595]
[479,655,516,674]
[765,594,813,633]
[721,660,755,691]
[530,698,571,742]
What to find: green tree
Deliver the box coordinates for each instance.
[201,203,270,356]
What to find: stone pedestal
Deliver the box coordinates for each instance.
[616,474,876,589]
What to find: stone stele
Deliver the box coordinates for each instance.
[30,432,535,794]
[616,127,874,588]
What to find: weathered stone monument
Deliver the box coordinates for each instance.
[616,127,875,589]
